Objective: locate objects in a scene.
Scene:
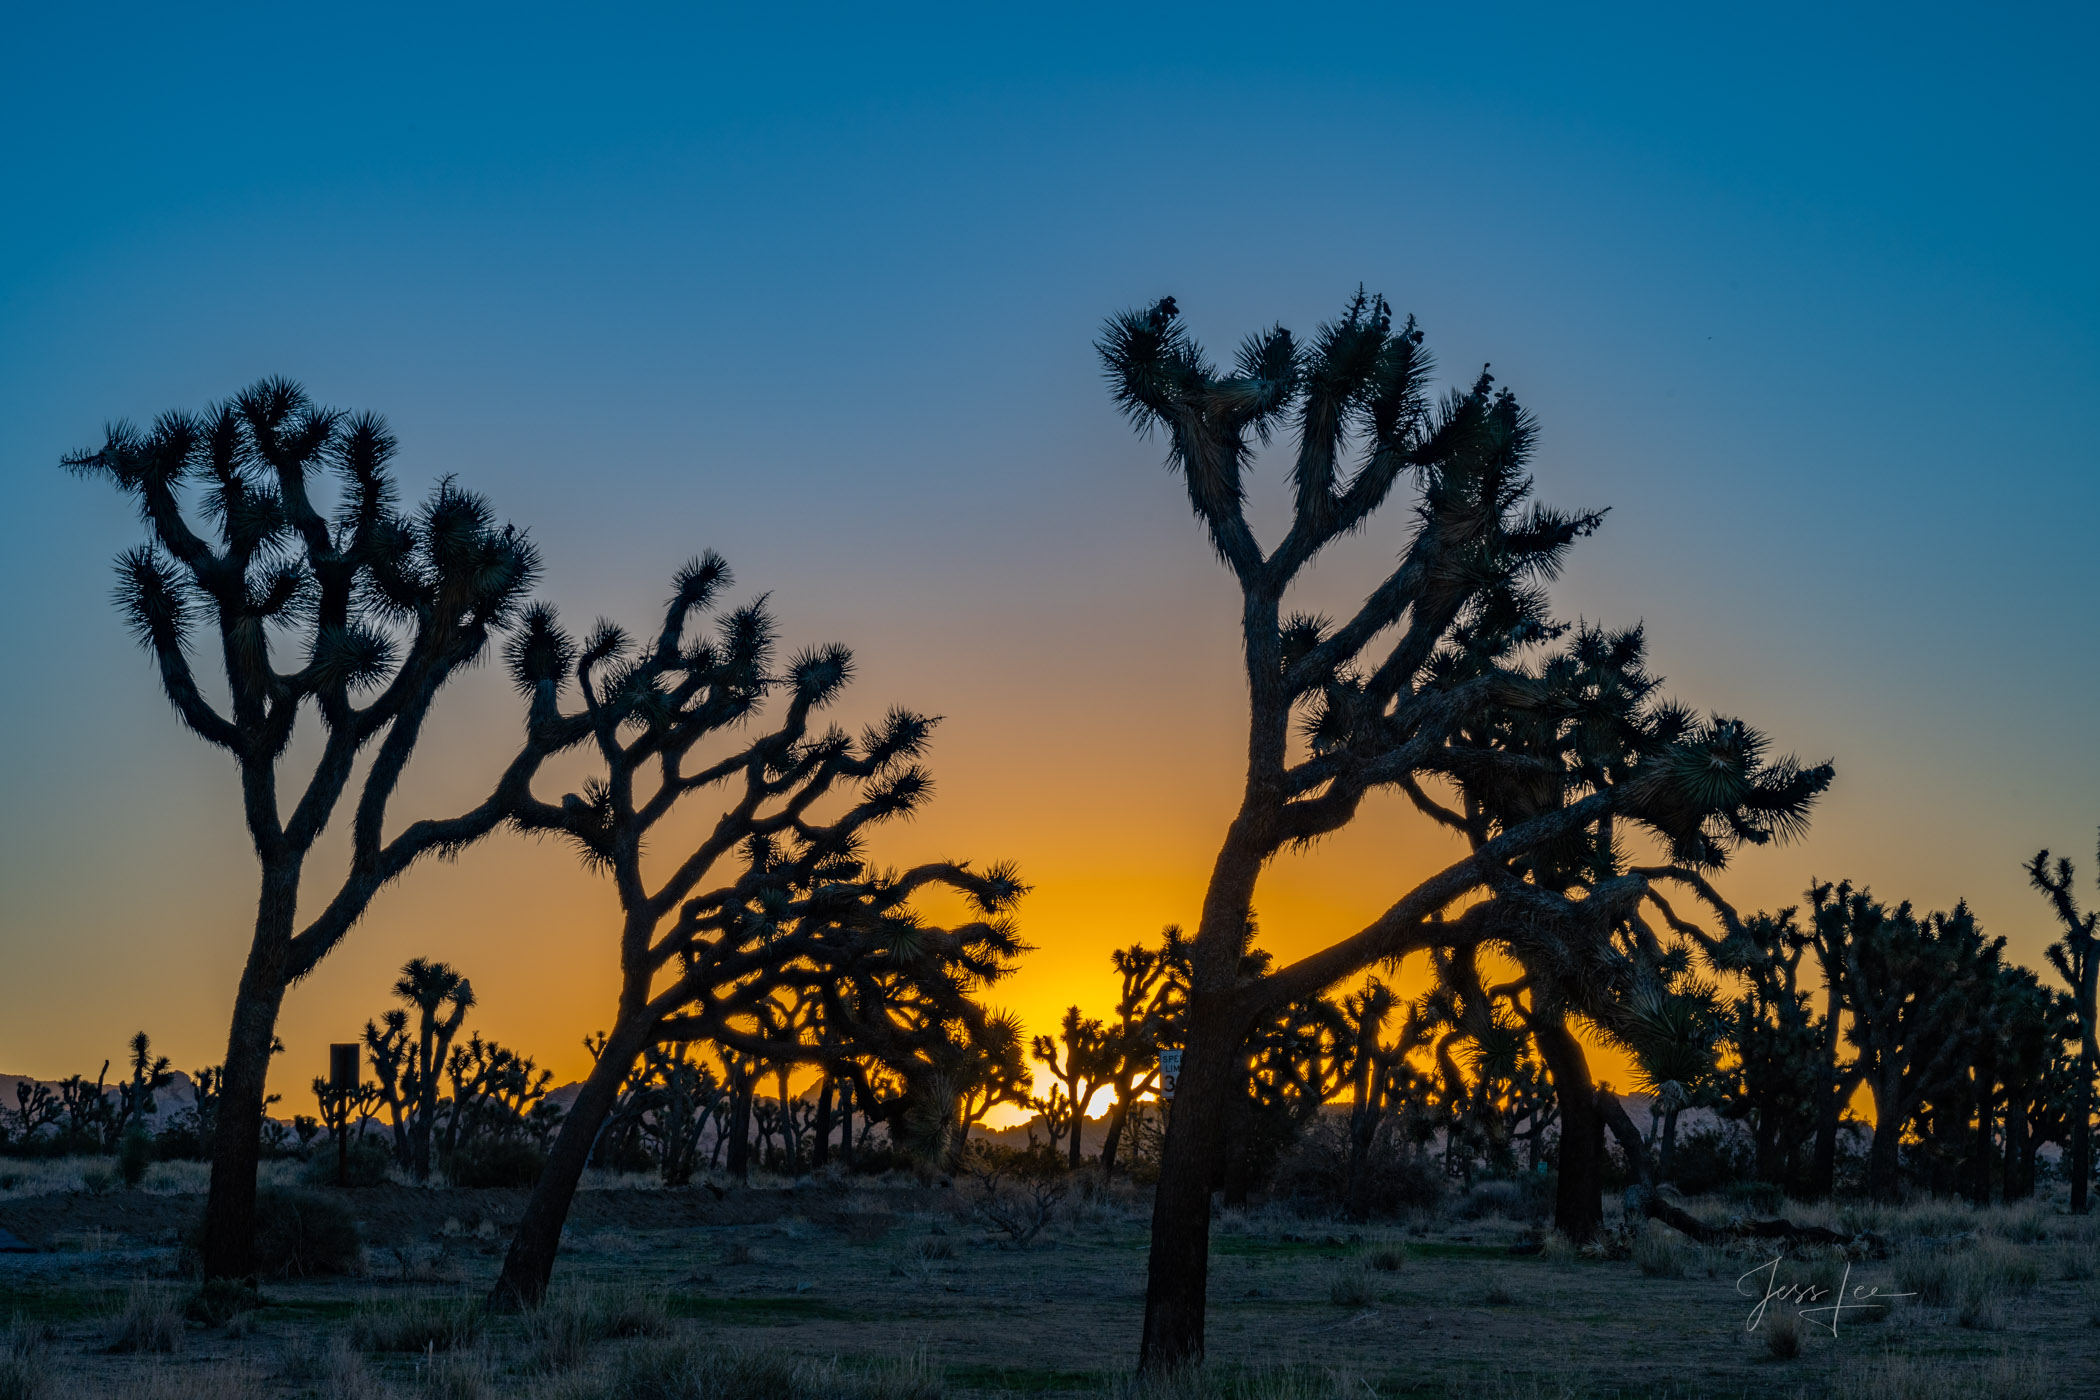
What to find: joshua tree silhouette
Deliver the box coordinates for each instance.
[1835,891,2004,1200]
[1096,293,1830,1369]
[2030,839,2099,1213]
[362,958,475,1180]
[65,380,575,1279]
[484,554,1026,1307]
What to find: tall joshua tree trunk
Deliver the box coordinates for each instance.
[495,1016,650,1306]
[204,901,295,1279]
[1532,1014,1605,1241]
[1970,1057,1996,1207]
[1139,987,1241,1372]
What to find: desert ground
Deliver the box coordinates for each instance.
[2,1160,2095,1399]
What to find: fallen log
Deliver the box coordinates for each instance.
[1595,1088,1886,1255]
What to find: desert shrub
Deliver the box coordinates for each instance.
[183,1278,263,1326]
[1763,1308,1802,1360]
[593,1280,672,1339]
[105,1282,184,1354]
[1326,1261,1375,1307]
[351,1296,482,1352]
[605,1338,942,1400]
[1956,1287,2004,1330]
[1268,1118,1445,1218]
[1365,1244,1404,1272]
[1896,1249,1957,1307]
[251,1188,363,1277]
[1954,1239,2041,1302]
[119,1129,154,1188]
[80,1166,117,1196]
[447,1138,546,1189]
[2,1316,49,1400]
[1632,1222,1687,1278]
[1666,1123,1752,1197]
[1451,1179,1525,1221]
[300,1138,393,1188]
[961,1141,1067,1245]
[1537,1230,1579,1266]
[1992,1206,2048,1244]
[424,1347,499,1400]
[1482,1273,1518,1306]
[526,1291,597,1373]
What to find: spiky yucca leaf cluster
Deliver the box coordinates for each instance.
[71,380,538,747]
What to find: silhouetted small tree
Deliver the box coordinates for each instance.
[2030,838,2099,1213]
[1032,1007,1113,1168]
[65,381,576,1278]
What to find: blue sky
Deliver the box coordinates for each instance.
[1,3,2094,1081]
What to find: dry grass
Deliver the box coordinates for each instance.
[104,1282,183,1354]
[1,1317,48,1400]
[1325,1261,1375,1308]
[1632,1222,1687,1278]
[593,1338,943,1400]
[1096,1368,1385,1399]
[522,1279,671,1373]
[1761,1307,1802,1360]
[7,1174,2098,1398]
[349,1295,483,1352]
[0,1157,307,1199]
[1829,1349,2047,1400]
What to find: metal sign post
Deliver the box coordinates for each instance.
[328,1043,360,1187]
[1158,1047,1183,1102]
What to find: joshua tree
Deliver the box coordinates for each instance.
[1095,930,1187,1175]
[108,1032,175,1149]
[939,1009,1033,1162]
[1097,294,1829,1368]
[1842,893,2002,1200]
[1611,953,1724,1183]
[1800,880,1868,1198]
[2030,839,2099,1213]
[441,1033,556,1156]
[1711,908,1825,1187]
[361,959,474,1178]
[65,381,577,1278]
[397,959,475,1180]
[484,555,1025,1306]
[1033,1007,1114,1168]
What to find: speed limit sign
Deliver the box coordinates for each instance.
[1158,1048,1183,1100]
